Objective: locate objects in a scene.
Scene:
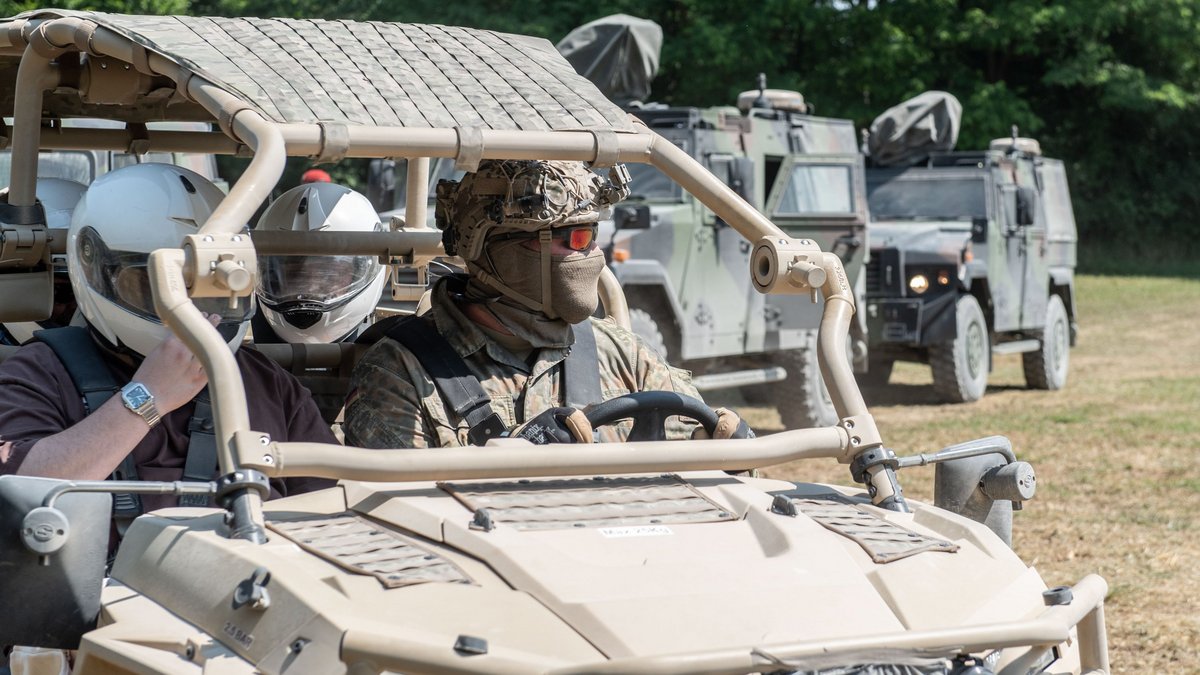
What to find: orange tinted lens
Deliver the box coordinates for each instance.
[566,227,595,251]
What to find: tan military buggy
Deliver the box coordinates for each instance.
[0,11,1109,675]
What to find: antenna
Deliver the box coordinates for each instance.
[752,73,771,110]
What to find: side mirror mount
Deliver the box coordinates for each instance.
[971,217,988,243]
[0,476,111,649]
[613,204,651,231]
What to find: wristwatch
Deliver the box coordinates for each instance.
[120,382,163,428]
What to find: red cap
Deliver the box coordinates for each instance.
[301,168,332,184]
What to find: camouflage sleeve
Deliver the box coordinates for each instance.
[343,338,439,449]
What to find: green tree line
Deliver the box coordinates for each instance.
[5,0,1197,264]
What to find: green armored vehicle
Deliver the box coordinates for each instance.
[863,92,1078,402]
[0,11,1108,675]
[559,17,868,427]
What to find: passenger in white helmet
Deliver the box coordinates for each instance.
[0,177,87,346]
[0,163,335,527]
[252,182,387,344]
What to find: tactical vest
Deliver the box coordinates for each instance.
[362,314,603,445]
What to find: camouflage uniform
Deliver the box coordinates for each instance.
[344,278,699,449]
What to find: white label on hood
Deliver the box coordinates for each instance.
[598,525,673,538]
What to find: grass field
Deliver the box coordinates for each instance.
[720,274,1200,673]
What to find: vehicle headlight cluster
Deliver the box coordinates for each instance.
[907,267,956,294]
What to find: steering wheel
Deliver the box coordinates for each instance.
[584,391,720,441]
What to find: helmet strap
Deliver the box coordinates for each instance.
[538,229,557,319]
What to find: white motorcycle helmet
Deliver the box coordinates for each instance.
[255,183,386,343]
[1,177,88,345]
[67,163,253,357]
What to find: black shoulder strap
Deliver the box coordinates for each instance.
[564,320,603,409]
[33,327,143,526]
[178,388,217,507]
[33,327,121,415]
[384,316,507,445]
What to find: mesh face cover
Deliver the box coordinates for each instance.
[435,160,630,261]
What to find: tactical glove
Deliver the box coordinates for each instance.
[510,407,594,444]
[691,407,755,440]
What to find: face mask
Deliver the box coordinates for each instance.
[480,239,605,325]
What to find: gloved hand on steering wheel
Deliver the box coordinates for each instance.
[510,407,594,444]
[691,407,755,440]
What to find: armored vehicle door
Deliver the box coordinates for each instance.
[994,157,1048,331]
[760,153,868,352]
[671,142,759,359]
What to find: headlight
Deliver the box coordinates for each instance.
[908,273,929,294]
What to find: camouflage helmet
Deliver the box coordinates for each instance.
[435,159,630,261]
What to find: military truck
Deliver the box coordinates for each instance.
[863,93,1078,402]
[0,11,1108,675]
[559,17,869,428]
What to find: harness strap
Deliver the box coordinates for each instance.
[384,316,506,445]
[179,389,217,507]
[33,327,142,530]
[564,321,603,409]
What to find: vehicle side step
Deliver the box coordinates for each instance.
[992,339,1041,355]
[693,367,787,392]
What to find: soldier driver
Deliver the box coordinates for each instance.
[344,159,752,448]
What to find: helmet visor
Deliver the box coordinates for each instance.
[76,226,254,325]
[257,254,381,311]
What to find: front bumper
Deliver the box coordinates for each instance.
[867,292,957,346]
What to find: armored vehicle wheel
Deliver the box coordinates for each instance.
[774,335,839,428]
[931,294,989,403]
[1023,294,1070,390]
[628,306,670,360]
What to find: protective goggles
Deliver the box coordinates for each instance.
[76,226,253,325]
[490,224,598,252]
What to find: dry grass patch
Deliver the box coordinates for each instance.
[724,275,1200,673]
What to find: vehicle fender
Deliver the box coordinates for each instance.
[610,261,688,337]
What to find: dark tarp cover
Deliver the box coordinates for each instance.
[867,91,962,167]
[556,14,662,106]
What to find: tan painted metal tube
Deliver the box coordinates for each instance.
[599,266,631,330]
[817,253,868,421]
[544,575,1109,675]
[37,127,240,154]
[647,134,784,245]
[275,124,654,161]
[8,46,60,206]
[251,230,444,257]
[147,249,250,472]
[405,157,430,228]
[253,427,846,481]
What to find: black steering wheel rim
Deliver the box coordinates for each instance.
[584,391,719,441]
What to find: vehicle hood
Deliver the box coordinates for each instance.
[870,220,972,265]
[111,472,1054,672]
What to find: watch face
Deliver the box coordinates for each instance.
[124,384,151,408]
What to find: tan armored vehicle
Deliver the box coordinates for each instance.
[0,11,1109,675]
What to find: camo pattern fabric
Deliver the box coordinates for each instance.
[344,279,699,449]
[436,159,628,261]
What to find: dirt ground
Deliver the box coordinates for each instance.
[718,274,1200,674]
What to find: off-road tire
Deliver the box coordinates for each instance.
[1023,294,1070,390]
[930,294,990,403]
[628,306,670,361]
[774,332,839,428]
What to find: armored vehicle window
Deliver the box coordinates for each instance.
[625,163,681,201]
[867,177,987,221]
[776,165,854,215]
[0,151,95,187]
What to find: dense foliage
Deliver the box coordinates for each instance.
[4,0,1196,261]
